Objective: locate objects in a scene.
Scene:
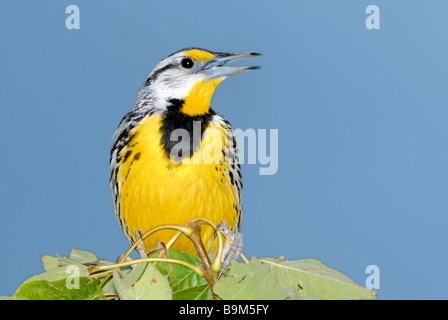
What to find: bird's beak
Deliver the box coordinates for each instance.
[204,52,261,80]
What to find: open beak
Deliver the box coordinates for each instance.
[204,52,261,80]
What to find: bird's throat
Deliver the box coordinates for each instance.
[180,79,223,116]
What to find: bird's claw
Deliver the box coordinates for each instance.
[215,221,243,278]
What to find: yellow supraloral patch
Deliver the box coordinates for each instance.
[184,49,215,61]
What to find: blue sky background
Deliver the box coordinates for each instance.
[1,1,447,299]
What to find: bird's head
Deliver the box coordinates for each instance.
[136,48,261,116]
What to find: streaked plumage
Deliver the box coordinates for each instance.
[109,48,258,256]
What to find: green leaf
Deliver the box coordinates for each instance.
[42,249,106,272]
[6,246,377,300]
[260,257,376,300]
[69,248,98,264]
[10,265,104,300]
[213,257,290,300]
[121,259,148,288]
[42,255,61,272]
[151,249,213,300]
[173,284,212,300]
[214,257,376,300]
[113,263,172,300]
[113,270,135,300]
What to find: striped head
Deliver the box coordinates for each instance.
[135,48,261,116]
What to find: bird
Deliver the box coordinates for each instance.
[109,48,260,269]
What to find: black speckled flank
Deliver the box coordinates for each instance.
[111,110,154,165]
[160,99,215,161]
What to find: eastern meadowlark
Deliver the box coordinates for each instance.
[109,48,260,270]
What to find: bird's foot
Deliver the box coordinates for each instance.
[146,241,170,259]
[116,229,147,266]
[215,221,243,278]
[134,229,147,258]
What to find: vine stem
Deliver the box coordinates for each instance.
[90,257,204,278]
[94,218,247,291]
[118,224,193,264]
[189,217,225,273]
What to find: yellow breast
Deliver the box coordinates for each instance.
[116,114,239,255]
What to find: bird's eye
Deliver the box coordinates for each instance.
[181,58,194,69]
